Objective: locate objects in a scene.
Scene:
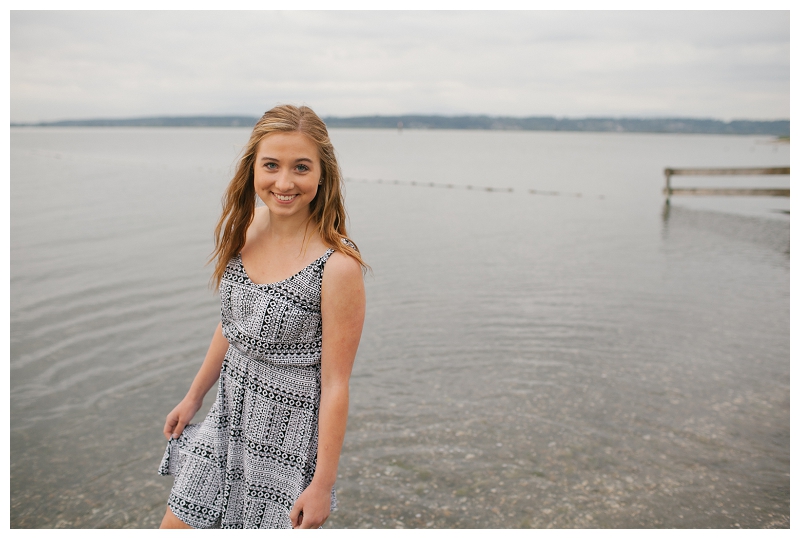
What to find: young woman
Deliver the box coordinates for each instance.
[158,105,366,529]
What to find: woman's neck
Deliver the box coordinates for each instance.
[263,210,316,246]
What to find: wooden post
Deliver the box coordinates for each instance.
[664,168,673,202]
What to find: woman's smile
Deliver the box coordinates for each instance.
[272,192,299,203]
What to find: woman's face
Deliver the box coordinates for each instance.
[253,131,322,220]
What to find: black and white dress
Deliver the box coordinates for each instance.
[158,249,337,528]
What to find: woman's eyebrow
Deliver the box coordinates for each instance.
[259,157,313,163]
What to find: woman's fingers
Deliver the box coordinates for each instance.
[290,499,326,529]
[289,503,302,528]
[164,399,200,440]
[290,485,329,528]
[164,411,188,440]
[163,414,178,440]
[302,516,325,529]
[172,419,188,439]
[294,506,326,529]
[299,514,326,529]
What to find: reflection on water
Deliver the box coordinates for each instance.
[11,129,789,528]
[662,203,790,256]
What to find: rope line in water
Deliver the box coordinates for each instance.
[344,177,604,199]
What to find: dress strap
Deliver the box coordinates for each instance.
[320,238,355,265]
[320,248,336,264]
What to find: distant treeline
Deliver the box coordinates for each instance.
[12,115,789,136]
[326,115,789,136]
[13,116,258,128]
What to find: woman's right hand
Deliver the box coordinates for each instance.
[163,396,203,440]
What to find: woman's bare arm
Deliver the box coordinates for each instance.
[290,252,365,529]
[163,322,229,440]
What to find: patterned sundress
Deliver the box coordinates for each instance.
[158,249,337,528]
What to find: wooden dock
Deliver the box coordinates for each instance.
[663,167,789,198]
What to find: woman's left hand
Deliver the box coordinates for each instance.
[289,483,331,529]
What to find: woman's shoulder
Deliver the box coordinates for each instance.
[321,247,365,309]
[324,247,363,282]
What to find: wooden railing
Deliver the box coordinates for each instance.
[663,167,789,198]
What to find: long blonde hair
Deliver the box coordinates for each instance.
[210,104,366,289]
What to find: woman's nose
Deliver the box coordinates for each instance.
[274,171,294,191]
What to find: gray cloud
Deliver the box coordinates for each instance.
[10,10,789,122]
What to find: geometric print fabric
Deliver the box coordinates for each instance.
[158,249,337,528]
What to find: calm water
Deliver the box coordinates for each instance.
[10,128,789,528]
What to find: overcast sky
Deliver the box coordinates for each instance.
[10,10,789,123]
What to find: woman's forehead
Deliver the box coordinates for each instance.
[257,131,318,157]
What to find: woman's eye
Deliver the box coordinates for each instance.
[296,164,309,172]
[265,162,277,170]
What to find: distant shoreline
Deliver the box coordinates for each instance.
[10,114,789,136]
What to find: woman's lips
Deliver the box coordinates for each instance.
[272,192,298,203]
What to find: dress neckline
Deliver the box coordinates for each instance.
[237,249,334,287]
